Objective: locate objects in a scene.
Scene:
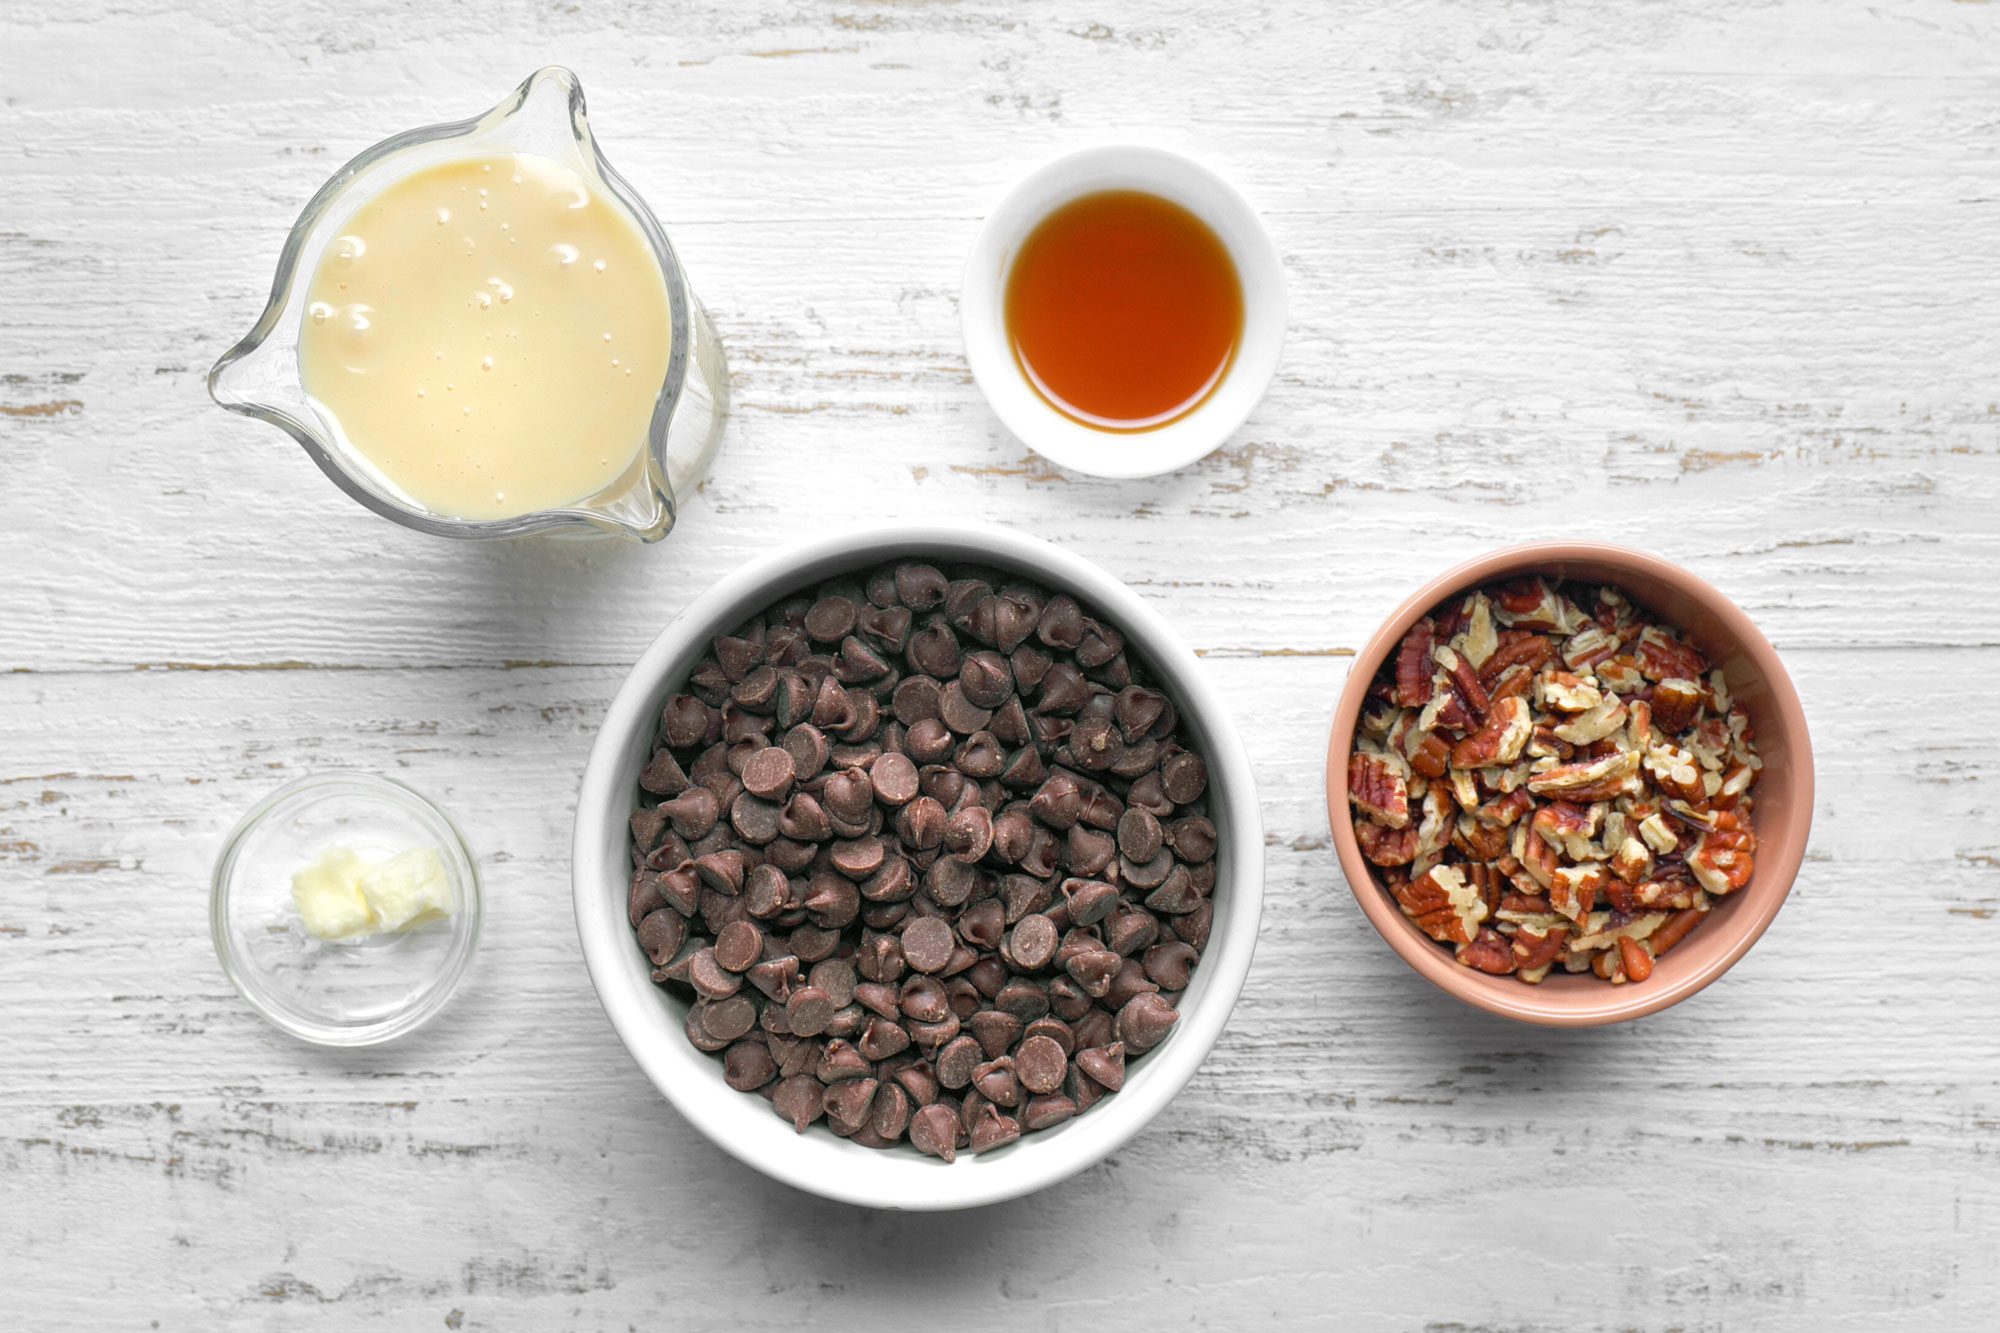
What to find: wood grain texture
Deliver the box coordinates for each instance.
[2,1,1997,1328]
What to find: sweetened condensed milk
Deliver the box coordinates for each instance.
[1004,190,1243,433]
[298,153,669,520]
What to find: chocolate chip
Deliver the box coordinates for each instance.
[1075,1041,1126,1092]
[895,563,950,611]
[943,805,994,862]
[688,947,742,1000]
[1006,913,1058,970]
[747,955,800,1002]
[935,1035,982,1089]
[713,919,763,972]
[909,1102,959,1161]
[907,621,962,678]
[857,1017,911,1062]
[958,651,1014,708]
[972,1056,1021,1107]
[967,1105,1022,1154]
[1115,993,1179,1053]
[870,1082,912,1141]
[786,986,837,1037]
[816,1039,870,1083]
[659,787,720,839]
[804,595,858,643]
[937,681,994,735]
[1021,1094,1077,1131]
[701,995,758,1043]
[870,751,920,806]
[968,1009,1024,1060]
[773,1075,825,1133]
[901,915,956,974]
[1015,1035,1068,1095]
[1168,815,1217,863]
[636,909,687,966]
[639,750,690,797]
[723,1039,776,1091]
[824,1076,878,1130]
[899,975,950,1024]
[740,746,796,801]
[1162,750,1208,804]
[1117,807,1164,863]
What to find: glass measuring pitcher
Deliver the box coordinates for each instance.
[208,67,727,542]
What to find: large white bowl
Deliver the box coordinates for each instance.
[573,522,1263,1210]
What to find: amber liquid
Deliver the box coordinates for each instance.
[1004,190,1244,432]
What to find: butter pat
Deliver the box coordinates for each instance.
[290,844,454,940]
[290,847,378,939]
[358,846,453,931]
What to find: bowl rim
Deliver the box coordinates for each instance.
[1324,541,1814,1027]
[959,144,1287,479]
[572,520,1264,1209]
[209,770,484,1046]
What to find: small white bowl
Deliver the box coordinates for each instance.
[572,522,1263,1210]
[960,146,1287,479]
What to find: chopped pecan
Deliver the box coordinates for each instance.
[1648,906,1707,957]
[1526,722,1574,761]
[1494,578,1567,631]
[1511,924,1568,980]
[1357,820,1419,867]
[1413,787,1457,862]
[1636,626,1707,683]
[1348,751,1411,829]
[1449,695,1533,769]
[1515,822,1562,891]
[1643,743,1704,803]
[1394,865,1487,944]
[1549,864,1605,923]
[1596,654,1646,695]
[1637,811,1679,853]
[1452,815,1509,862]
[1609,835,1653,886]
[1455,927,1516,975]
[1526,750,1641,799]
[1714,761,1757,809]
[1487,663,1536,705]
[1617,936,1655,983]
[1688,810,1756,894]
[1624,698,1653,750]
[1552,696,1629,746]
[1479,630,1558,686]
[1650,677,1704,734]
[1531,801,1601,862]
[1392,710,1450,779]
[1454,593,1498,669]
[1473,787,1534,828]
[1560,623,1621,671]
[1538,671,1603,713]
[1435,644,1491,721]
[1392,618,1438,707]
[1465,862,1505,916]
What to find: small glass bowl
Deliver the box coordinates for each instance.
[212,772,482,1046]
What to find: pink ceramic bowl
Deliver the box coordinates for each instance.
[1325,543,1814,1026]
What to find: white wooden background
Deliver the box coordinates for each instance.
[4,1,1998,1328]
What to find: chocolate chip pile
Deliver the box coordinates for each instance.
[1348,576,1762,984]
[628,560,1217,1160]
